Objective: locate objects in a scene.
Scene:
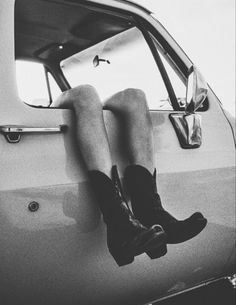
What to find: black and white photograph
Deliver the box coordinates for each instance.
[0,0,235,304]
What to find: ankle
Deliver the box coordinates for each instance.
[87,165,112,179]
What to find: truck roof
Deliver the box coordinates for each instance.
[113,0,152,14]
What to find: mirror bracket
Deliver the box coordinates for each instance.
[169,113,202,149]
[185,66,208,113]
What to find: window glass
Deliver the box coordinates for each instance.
[16,60,61,107]
[161,53,186,101]
[61,27,172,110]
[48,72,62,101]
[160,54,187,107]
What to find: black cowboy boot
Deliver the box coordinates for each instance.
[88,166,167,266]
[124,165,207,244]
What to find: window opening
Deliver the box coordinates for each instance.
[61,27,173,110]
[16,60,61,107]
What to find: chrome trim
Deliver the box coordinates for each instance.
[114,0,152,13]
[228,274,236,289]
[146,274,236,304]
[0,125,67,143]
[186,66,208,113]
[0,125,66,133]
[169,113,202,148]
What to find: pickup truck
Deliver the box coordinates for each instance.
[0,1,235,304]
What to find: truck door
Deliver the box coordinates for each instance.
[0,1,235,305]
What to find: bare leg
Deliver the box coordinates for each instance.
[52,85,112,177]
[104,88,155,174]
[52,86,167,265]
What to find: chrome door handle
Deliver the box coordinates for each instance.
[0,125,67,143]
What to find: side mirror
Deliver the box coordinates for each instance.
[185,66,208,113]
[169,66,208,149]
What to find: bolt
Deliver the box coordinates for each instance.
[28,201,39,212]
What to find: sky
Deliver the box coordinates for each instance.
[135,0,235,115]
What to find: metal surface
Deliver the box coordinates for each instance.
[228,274,236,289]
[28,201,40,212]
[186,66,208,113]
[151,275,236,304]
[0,0,235,304]
[0,125,67,143]
[169,113,202,148]
[0,166,235,304]
[0,125,66,134]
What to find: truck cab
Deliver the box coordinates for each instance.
[0,0,235,304]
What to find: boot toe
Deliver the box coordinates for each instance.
[190,212,205,221]
[167,215,207,244]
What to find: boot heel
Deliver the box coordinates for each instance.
[110,251,134,266]
[146,244,167,259]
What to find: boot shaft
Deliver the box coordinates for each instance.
[124,164,163,227]
[124,165,160,206]
[88,166,139,228]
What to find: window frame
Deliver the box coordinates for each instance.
[59,23,189,111]
[133,16,209,112]
[141,28,181,111]
[14,1,208,112]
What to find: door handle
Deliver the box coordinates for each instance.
[0,125,67,143]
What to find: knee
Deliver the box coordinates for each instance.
[123,88,147,111]
[106,88,148,114]
[64,84,102,111]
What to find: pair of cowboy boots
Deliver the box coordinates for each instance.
[89,165,207,266]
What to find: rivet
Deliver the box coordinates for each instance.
[28,201,39,212]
